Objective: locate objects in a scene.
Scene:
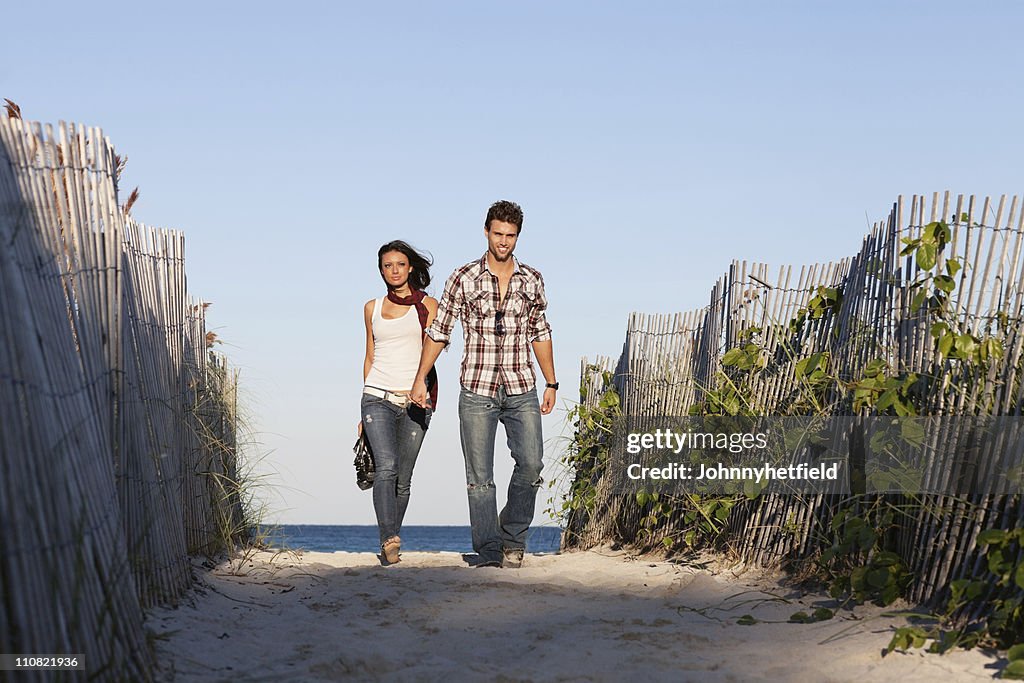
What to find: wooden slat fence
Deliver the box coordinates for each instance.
[0,116,244,680]
[564,191,1024,609]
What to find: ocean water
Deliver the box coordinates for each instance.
[264,524,563,554]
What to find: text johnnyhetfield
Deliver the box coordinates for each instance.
[627,462,840,482]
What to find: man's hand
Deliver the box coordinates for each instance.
[410,378,429,408]
[357,421,363,437]
[540,387,556,415]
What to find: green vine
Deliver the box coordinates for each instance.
[818,505,912,606]
[562,216,1024,672]
[550,367,620,523]
[886,527,1024,678]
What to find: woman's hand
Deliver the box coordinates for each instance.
[410,378,429,408]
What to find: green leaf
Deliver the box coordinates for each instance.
[938,333,954,357]
[946,258,962,277]
[813,608,834,621]
[924,220,949,243]
[875,389,897,412]
[974,528,1007,544]
[867,567,891,588]
[830,510,848,532]
[880,583,900,605]
[1015,563,1024,591]
[893,397,914,417]
[955,334,977,358]
[737,614,757,626]
[937,221,952,244]
[789,611,811,623]
[886,631,909,653]
[917,242,937,271]
[899,239,919,257]
[725,395,740,416]
[934,275,956,293]
[856,377,878,391]
[662,536,674,549]
[857,525,876,551]
[1008,644,1024,662]
[864,358,887,376]
[988,548,1007,575]
[722,348,746,367]
[873,551,902,567]
[985,338,1005,362]
[1003,660,1024,679]
[930,322,949,338]
[900,420,926,445]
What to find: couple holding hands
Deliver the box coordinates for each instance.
[360,200,558,568]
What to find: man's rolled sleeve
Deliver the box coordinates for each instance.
[426,270,462,346]
[528,277,552,342]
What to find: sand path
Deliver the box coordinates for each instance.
[146,548,999,681]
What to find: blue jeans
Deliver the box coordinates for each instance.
[458,386,544,562]
[361,394,431,546]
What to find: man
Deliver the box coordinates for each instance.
[410,200,557,568]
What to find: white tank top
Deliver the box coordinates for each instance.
[364,297,423,391]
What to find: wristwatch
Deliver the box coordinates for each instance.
[546,382,559,390]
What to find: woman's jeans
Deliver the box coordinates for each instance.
[458,386,544,562]
[361,394,431,546]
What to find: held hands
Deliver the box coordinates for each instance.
[410,378,429,408]
[541,387,556,415]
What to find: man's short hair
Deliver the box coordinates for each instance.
[485,200,524,233]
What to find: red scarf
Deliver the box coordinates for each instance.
[387,289,438,409]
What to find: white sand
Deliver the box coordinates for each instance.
[146,548,999,682]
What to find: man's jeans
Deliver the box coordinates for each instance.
[361,394,431,546]
[458,386,544,562]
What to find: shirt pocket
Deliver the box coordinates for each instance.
[465,289,493,319]
[507,287,538,317]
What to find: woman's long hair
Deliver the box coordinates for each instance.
[377,240,432,291]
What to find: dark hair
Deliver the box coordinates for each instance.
[377,240,432,291]
[484,199,524,234]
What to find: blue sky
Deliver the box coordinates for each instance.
[4,1,1021,525]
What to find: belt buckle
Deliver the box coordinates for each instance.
[388,391,410,407]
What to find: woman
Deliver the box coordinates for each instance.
[360,240,438,565]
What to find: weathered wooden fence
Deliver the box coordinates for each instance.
[565,192,1024,608]
[0,116,244,680]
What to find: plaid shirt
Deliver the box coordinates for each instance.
[427,254,552,397]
